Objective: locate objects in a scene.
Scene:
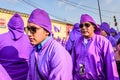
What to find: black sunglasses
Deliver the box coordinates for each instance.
[25,26,40,34]
[79,23,91,28]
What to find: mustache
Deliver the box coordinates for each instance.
[81,30,88,33]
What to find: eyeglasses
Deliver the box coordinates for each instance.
[25,26,41,34]
[79,23,91,28]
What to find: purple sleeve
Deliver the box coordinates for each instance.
[65,37,73,53]
[48,44,73,80]
[102,39,119,80]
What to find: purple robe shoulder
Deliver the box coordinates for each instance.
[114,34,120,42]
[28,37,73,80]
[0,32,33,80]
[72,34,119,80]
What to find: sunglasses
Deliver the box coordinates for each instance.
[25,26,41,34]
[79,23,91,28]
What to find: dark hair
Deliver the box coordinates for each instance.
[117,38,120,45]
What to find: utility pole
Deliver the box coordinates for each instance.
[97,0,102,24]
[113,16,119,32]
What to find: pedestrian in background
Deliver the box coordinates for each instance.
[115,38,120,77]
[0,13,33,80]
[110,27,120,42]
[72,14,119,80]
[66,23,81,54]
[26,8,73,80]
[100,22,116,48]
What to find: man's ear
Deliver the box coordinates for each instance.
[93,25,95,31]
[46,32,49,36]
[43,28,50,36]
[45,30,50,36]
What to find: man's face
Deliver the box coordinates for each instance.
[80,22,95,38]
[100,30,107,37]
[117,44,120,52]
[26,23,49,45]
[111,32,116,37]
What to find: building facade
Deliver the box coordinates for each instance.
[0,8,73,40]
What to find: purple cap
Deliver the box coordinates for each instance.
[8,13,24,32]
[110,28,117,34]
[100,22,110,35]
[74,23,80,29]
[80,14,100,34]
[28,8,52,33]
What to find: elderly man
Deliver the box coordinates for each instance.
[72,14,119,80]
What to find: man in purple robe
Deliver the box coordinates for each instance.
[100,22,116,48]
[66,23,81,54]
[72,14,119,80]
[0,13,33,80]
[26,8,73,80]
[110,27,120,42]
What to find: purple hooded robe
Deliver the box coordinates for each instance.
[66,23,81,54]
[27,37,73,80]
[110,28,120,42]
[72,14,119,80]
[27,8,73,80]
[100,22,116,47]
[72,34,119,80]
[0,13,33,80]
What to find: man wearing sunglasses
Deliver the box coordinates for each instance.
[26,8,73,80]
[71,14,119,80]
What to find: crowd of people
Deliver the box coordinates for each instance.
[0,8,120,80]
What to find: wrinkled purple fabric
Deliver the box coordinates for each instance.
[106,35,116,47]
[72,34,119,80]
[0,13,33,80]
[27,37,73,80]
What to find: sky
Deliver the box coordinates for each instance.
[0,0,120,31]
